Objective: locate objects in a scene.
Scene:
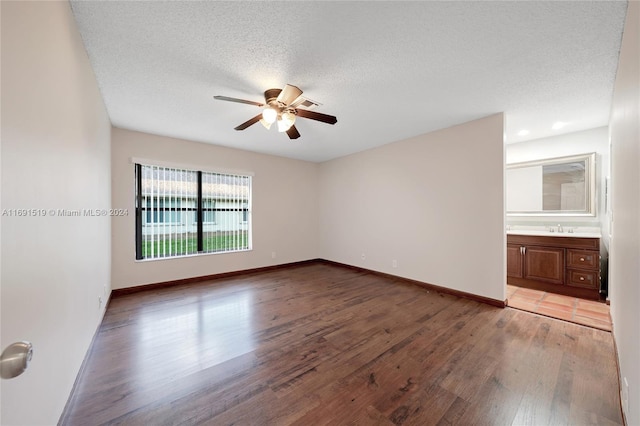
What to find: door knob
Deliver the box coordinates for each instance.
[1,341,33,379]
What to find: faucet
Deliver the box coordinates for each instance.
[557,224,563,233]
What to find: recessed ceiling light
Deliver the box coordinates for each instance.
[552,121,568,130]
[517,129,530,136]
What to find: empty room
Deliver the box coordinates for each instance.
[1,1,638,425]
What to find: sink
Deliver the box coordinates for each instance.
[507,229,601,238]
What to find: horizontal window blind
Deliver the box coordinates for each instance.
[135,164,251,260]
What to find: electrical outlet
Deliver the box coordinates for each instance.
[271,251,276,259]
[361,253,366,260]
[392,260,398,268]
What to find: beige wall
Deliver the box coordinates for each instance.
[112,114,506,300]
[609,1,640,423]
[318,114,505,301]
[111,128,319,289]
[1,2,112,424]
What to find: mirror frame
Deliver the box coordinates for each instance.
[506,152,596,217]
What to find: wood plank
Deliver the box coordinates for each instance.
[61,262,623,425]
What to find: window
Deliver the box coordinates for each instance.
[145,198,182,224]
[242,201,248,222]
[135,164,251,260]
[202,199,216,223]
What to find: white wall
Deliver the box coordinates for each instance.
[111,128,319,289]
[1,2,111,425]
[506,127,610,241]
[318,114,505,302]
[506,126,609,166]
[609,1,640,423]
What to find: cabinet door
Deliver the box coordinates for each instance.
[524,246,564,285]
[507,244,523,278]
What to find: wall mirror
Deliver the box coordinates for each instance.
[506,152,596,216]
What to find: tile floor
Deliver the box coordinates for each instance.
[507,285,612,331]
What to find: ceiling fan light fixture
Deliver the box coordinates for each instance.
[259,118,272,130]
[282,111,296,126]
[262,107,277,124]
[276,117,289,132]
[276,111,296,132]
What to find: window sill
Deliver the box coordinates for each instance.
[135,247,252,263]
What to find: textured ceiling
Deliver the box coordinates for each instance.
[70,1,627,162]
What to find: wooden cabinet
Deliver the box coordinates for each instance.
[507,244,523,278]
[566,269,599,288]
[509,244,564,284]
[565,248,600,291]
[567,250,599,269]
[523,246,564,284]
[507,234,601,300]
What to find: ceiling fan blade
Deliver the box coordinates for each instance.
[276,84,303,106]
[234,114,262,131]
[286,125,301,139]
[295,108,338,125]
[214,95,264,107]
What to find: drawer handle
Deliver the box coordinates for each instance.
[580,276,585,281]
[580,257,585,261]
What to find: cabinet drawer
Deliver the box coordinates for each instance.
[566,269,599,289]
[567,250,599,270]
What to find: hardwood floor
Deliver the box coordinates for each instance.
[62,262,623,425]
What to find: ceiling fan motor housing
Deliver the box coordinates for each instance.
[264,88,282,106]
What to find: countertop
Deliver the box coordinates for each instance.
[506,227,601,239]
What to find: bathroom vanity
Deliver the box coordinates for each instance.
[507,231,602,300]
[505,152,606,300]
